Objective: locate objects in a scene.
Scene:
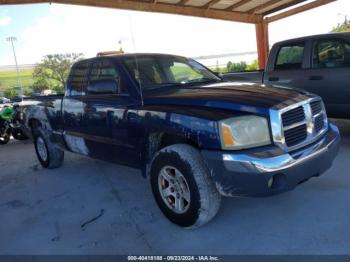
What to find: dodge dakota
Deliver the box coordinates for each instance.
[20,54,340,228]
[223,32,350,119]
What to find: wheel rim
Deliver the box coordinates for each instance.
[158,166,191,214]
[0,135,9,142]
[0,132,10,142]
[36,137,48,161]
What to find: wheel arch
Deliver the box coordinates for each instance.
[28,118,42,131]
[142,131,200,178]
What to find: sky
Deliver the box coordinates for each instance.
[0,0,349,67]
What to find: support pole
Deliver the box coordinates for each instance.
[255,22,269,70]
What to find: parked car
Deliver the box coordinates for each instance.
[19,54,340,228]
[0,97,10,104]
[41,89,57,96]
[223,32,350,119]
[11,95,27,103]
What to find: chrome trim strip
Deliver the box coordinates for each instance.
[313,111,324,118]
[283,121,307,131]
[304,102,314,139]
[52,130,63,135]
[222,125,337,173]
[222,138,327,173]
[223,153,293,173]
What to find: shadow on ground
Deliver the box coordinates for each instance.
[0,119,349,255]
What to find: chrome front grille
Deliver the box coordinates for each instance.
[314,113,325,133]
[270,98,328,152]
[282,106,305,126]
[281,106,307,147]
[310,100,323,115]
[284,123,307,147]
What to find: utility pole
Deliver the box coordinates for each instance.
[338,13,348,25]
[118,40,124,53]
[6,36,22,88]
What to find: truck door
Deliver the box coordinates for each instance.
[63,60,90,156]
[82,58,140,165]
[304,38,350,118]
[264,42,308,92]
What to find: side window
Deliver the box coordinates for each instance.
[88,60,126,94]
[67,61,89,96]
[312,39,350,68]
[90,60,119,81]
[275,43,305,70]
[170,62,202,82]
[124,58,165,86]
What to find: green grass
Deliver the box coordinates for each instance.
[0,69,35,90]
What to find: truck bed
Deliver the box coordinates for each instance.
[222,70,264,84]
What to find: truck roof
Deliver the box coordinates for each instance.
[88,53,185,61]
[74,53,189,66]
[275,32,350,45]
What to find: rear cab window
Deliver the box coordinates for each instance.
[66,60,90,96]
[90,59,119,81]
[312,38,350,69]
[87,59,126,95]
[275,43,305,70]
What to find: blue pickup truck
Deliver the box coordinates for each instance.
[20,54,340,228]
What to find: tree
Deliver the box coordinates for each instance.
[32,77,52,93]
[52,84,65,94]
[4,88,18,99]
[226,61,247,72]
[276,46,303,65]
[246,59,259,71]
[331,17,350,32]
[23,87,34,97]
[32,53,83,93]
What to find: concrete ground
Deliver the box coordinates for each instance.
[0,119,349,255]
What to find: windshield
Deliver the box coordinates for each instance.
[123,55,220,90]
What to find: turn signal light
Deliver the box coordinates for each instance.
[222,126,235,147]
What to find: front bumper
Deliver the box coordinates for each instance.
[201,123,341,197]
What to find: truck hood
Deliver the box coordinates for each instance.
[143,82,312,115]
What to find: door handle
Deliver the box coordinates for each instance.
[268,77,279,81]
[309,75,323,81]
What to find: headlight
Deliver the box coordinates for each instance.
[219,115,271,150]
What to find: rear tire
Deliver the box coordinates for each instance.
[12,129,28,140]
[33,127,64,169]
[0,132,10,144]
[150,144,221,228]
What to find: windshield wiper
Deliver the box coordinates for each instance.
[184,78,219,85]
[142,79,219,90]
[143,83,180,90]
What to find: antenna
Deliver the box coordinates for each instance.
[128,15,144,106]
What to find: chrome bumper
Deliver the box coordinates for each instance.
[201,123,340,197]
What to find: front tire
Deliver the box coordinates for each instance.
[150,144,221,228]
[33,127,64,169]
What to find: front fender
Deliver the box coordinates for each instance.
[133,107,222,178]
[137,109,221,150]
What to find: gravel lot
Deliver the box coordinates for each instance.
[0,119,349,255]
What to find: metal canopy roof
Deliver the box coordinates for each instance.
[0,0,338,69]
[0,0,337,24]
